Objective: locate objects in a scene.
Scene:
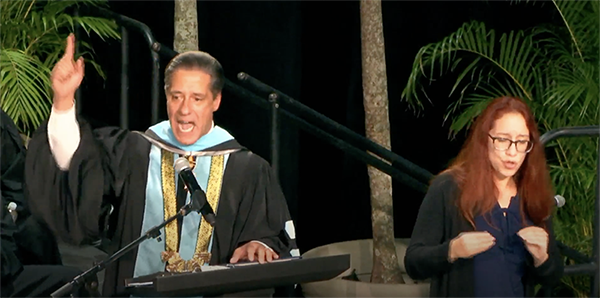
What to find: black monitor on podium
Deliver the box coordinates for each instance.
[124,254,350,297]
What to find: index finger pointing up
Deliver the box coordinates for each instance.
[64,33,76,60]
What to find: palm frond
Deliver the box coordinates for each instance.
[552,0,600,61]
[0,0,120,135]
[22,14,119,54]
[42,0,110,16]
[509,0,542,6]
[528,2,598,85]
[444,93,494,138]
[544,59,599,122]
[0,49,52,132]
[401,21,542,118]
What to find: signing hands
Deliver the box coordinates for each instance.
[51,33,84,111]
[230,241,279,264]
[448,227,549,267]
[448,231,496,262]
[518,226,549,267]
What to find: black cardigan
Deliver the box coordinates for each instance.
[404,173,564,297]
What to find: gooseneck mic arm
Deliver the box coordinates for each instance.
[174,157,216,226]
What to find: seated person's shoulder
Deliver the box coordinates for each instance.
[428,170,460,193]
[1,111,26,149]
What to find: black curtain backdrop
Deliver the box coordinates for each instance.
[78,0,555,254]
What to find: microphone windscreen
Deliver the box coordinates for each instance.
[174,157,191,172]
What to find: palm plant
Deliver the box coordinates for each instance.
[401,1,598,296]
[1,0,120,135]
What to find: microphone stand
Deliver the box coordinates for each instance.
[51,203,197,297]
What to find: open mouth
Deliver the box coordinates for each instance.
[503,161,517,169]
[177,121,195,133]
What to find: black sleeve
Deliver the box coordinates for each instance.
[2,110,63,267]
[527,215,564,287]
[404,173,456,280]
[0,194,23,286]
[1,110,28,217]
[235,153,296,257]
[24,116,137,246]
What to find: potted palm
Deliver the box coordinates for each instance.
[400,1,598,296]
[1,0,120,137]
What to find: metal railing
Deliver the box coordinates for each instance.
[79,5,166,127]
[235,72,434,192]
[539,126,600,297]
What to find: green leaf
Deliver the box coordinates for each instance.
[401,20,541,124]
[0,49,52,132]
[1,0,120,135]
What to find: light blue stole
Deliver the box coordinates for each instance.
[132,121,233,278]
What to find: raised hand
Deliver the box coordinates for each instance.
[448,231,496,262]
[50,33,85,111]
[518,226,549,267]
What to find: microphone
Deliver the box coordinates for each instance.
[174,157,216,226]
[7,202,18,222]
[554,195,566,208]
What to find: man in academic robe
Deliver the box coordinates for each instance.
[1,194,95,297]
[25,34,298,297]
[1,110,91,297]
[1,109,64,266]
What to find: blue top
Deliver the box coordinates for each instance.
[473,195,532,297]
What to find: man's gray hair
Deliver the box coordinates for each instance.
[164,51,225,96]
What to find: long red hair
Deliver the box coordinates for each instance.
[444,96,554,228]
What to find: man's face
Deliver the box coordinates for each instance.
[166,69,221,145]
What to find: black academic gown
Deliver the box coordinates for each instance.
[25,117,296,297]
[1,110,28,218]
[1,200,91,298]
[1,110,62,267]
[0,111,26,295]
[1,194,23,297]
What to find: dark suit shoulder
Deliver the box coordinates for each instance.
[430,171,459,190]
[424,171,462,207]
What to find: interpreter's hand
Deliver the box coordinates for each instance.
[448,231,496,262]
[230,241,279,264]
[518,226,549,267]
[50,33,85,111]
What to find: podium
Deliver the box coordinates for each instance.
[124,255,349,297]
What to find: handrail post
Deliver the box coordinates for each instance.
[151,50,160,124]
[120,27,129,129]
[592,136,599,297]
[269,93,280,176]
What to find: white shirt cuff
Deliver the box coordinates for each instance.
[47,103,81,170]
[250,240,274,252]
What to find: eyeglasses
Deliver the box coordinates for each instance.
[488,134,533,153]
